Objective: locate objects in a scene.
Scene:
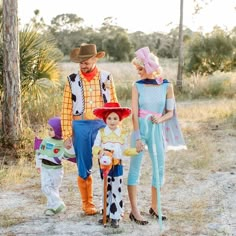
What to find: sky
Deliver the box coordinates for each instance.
[18,0,236,34]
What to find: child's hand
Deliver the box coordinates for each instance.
[123,148,138,156]
[36,168,41,174]
[98,151,104,159]
[64,138,72,149]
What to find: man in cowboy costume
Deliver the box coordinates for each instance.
[61,43,118,215]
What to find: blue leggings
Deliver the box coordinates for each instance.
[127,118,165,188]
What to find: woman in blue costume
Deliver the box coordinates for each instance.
[127,47,187,226]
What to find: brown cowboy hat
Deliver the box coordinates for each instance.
[70,43,105,63]
[93,102,131,121]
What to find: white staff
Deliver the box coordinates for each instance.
[145,114,163,231]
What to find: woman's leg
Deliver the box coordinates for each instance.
[127,185,142,219]
[127,151,145,220]
[148,125,167,219]
[151,185,158,212]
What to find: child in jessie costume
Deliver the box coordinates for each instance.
[61,44,118,215]
[92,102,134,228]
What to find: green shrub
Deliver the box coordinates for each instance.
[177,71,236,100]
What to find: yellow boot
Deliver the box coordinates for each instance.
[85,175,97,215]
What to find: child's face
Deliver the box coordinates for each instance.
[106,112,120,130]
[47,125,55,138]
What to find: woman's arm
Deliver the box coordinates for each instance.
[152,83,174,124]
[131,83,144,152]
[131,83,139,132]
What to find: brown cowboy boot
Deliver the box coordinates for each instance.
[77,176,88,213]
[85,175,97,215]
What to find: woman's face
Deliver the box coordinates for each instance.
[106,112,120,131]
[135,65,150,79]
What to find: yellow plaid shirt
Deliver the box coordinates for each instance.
[61,70,118,140]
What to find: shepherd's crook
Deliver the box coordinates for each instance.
[145,114,163,231]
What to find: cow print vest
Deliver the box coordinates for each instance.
[67,70,111,115]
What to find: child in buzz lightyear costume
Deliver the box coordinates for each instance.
[35,117,75,216]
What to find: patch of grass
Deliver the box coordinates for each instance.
[116,85,132,101]
[190,136,213,170]
[169,197,212,234]
[178,71,236,100]
[0,210,26,228]
[63,160,77,173]
[177,99,236,123]
[168,134,214,172]
[173,98,235,173]
[170,173,185,185]
[0,157,36,188]
[102,228,125,235]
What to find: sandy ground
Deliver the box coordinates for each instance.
[0,116,236,236]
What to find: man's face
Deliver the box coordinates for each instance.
[79,56,96,73]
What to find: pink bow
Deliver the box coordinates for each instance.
[135,47,159,74]
[155,77,163,84]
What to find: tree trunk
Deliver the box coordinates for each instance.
[177,0,184,91]
[2,0,22,147]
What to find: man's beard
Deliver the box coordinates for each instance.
[81,64,95,73]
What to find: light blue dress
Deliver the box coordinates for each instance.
[128,80,186,188]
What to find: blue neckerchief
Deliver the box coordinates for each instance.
[136,78,169,85]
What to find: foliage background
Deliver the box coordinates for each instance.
[0,7,235,158]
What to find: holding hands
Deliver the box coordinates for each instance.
[64,137,73,149]
[136,139,145,153]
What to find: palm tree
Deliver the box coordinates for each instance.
[19,27,63,124]
[19,27,62,105]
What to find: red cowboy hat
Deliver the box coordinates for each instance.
[93,102,131,121]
